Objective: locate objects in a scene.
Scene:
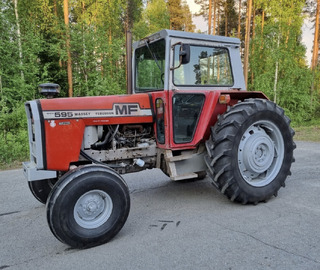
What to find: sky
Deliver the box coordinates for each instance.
[186,0,314,66]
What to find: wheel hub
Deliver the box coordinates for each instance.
[74,190,113,229]
[238,121,284,187]
[242,131,275,174]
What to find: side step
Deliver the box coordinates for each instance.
[161,145,207,181]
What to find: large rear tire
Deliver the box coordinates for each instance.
[205,99,295,204]
[46,164,130,248]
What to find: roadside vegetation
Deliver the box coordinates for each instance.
[293,120,320,142]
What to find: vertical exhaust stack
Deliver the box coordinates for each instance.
[126,30,132,95]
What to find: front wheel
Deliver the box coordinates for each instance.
[28,178,57,204]
[46,165,130,248]
[205,99,295,204]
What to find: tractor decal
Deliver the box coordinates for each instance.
[42,103,153,119]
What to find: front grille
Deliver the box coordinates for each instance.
[25,101,44,169]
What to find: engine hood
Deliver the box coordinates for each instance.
[38,93,154,123]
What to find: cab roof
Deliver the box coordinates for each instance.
[133,29,241,49]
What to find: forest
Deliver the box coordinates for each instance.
[0,0,319,166]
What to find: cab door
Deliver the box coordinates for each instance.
[170,92,205,146]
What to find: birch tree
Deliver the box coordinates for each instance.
[243,0,252,87]
[13,0,24,81]
[311,0,320,70]
[63,0,73,97]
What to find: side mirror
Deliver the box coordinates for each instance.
[171,43,191,70]
[179,44,190,65]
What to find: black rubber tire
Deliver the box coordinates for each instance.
[46,164,130,249]
[205,99,295,204]
[28,179,57,204]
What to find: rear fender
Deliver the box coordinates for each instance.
[196,91,269,144]
[224,91,269,104]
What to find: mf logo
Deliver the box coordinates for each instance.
[114,104,139,115]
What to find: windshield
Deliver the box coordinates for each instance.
[135,39,165,92]
[173,44,233,86]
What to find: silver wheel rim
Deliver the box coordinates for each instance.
[238,120,284,187]
[74,190,113,229]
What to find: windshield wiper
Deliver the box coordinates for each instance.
[145,39,162,73]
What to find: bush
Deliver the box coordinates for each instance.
[0,104,29,167]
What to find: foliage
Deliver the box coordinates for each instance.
[0,104,29,165]
[218,0,239,36]
[133,0,194,39]
[133,0,170,39]
[248,0,315,123]
[0,0,132,166]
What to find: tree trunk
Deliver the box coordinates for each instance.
[243,0,252,88]
[54,0,58,17]
[208,0,212,34]
[251,1,255,84]
[259,9,264,59]
[217,1,220,35]
[126,30,132,95]
[273,32,280,103]
[311,0,320,107]
[213,0,217,35]
[126,0,134,94]
[63,0,73,97]
[311,0,320,70]
[261,10,264,34]
[252,1,255,39]
[285,0,293,48]
[13,0,24,81]
[237,0,241,39]
[81,2,89,94]
[109,27,113,78]
[224,1,228,36]
[53,0,62,68]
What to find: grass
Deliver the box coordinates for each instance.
[292,118,320,142]
[293,125,320,142]
[0,160,24,171]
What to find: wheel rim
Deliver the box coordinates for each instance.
[238,120,284,187]
[74,190,113,229]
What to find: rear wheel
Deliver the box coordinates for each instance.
[205,99,295,204]
[46,165,130,248]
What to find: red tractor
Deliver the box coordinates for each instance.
[23,30,295,248]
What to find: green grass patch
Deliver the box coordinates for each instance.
[293,125,320,142]
[0,160,24,171]
[292,118,320,142]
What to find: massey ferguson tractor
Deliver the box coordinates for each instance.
[23,30,295,248]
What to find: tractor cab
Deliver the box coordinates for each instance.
[133,29,246,93]
[132,30,248,150]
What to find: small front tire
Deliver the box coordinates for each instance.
[46,165,130,248]
[28,178,57,204]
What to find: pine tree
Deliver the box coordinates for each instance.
[167,0,185,30]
